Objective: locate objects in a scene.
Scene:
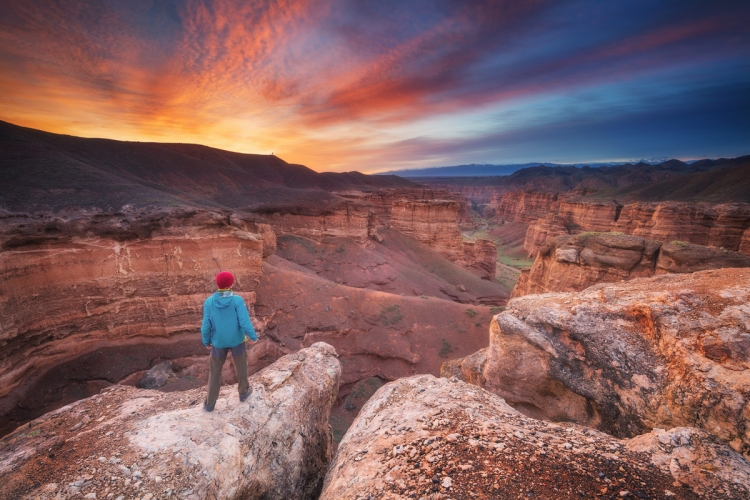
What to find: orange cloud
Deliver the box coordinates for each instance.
[0,0,747,172]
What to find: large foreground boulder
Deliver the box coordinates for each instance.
[446,268,750,457]
[321,375,750,499]
[0,342,340,500]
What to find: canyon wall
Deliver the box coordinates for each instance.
[460,238,497,279]
[523,216,571,257]
[256,189,484,269]
[335,187,472,229]
[445,268,750,457]
[391,199,465,261]
[557,200,621,231]
[494,191,559,223]
[322,375,750,499]
[254,201,373,244]
[0,343,340,500]
[512,233,750,297]
[612,202,750,250]
[519,199,750,257]
[0,209,268,433]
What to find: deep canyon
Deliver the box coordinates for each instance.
[1,121,750,499]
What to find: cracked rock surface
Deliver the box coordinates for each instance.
[321,375,750,499]
[448,268,750,457]
[0,342,340,500]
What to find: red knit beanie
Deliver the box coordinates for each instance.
[216,271,234,289]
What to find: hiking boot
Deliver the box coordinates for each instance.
[239,388,253,402]
[203,401,215,412]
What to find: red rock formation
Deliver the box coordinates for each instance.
[390,199,464,260]
[493,191,559,223]
[656,240,750,274]
[523,215,570,256]
[613,202,750,251]
[254,257,497,387]
[742,227,750,256]
[254,201,373,244]
[512,233,750,297]
[513,233,660,297]
[460,238,497,278]
[335,187,469,227]
[482,189,750,259]
[322,375,750,499]
[447,268,750,457]
[557,200,620,231]
[272,230,507,303]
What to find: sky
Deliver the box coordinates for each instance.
[0,0,749,173]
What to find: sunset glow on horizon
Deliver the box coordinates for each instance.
[1,0,749,173]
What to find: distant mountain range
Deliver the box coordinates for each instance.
[414,156,750,203]
[375,160,697,177]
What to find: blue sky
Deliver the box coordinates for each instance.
[0,0,748,172]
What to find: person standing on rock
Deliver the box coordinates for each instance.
[201,271,257,412]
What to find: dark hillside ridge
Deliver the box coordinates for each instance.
[414,155,750,202]
[0,120,414,213]
[586,158,750,202]
[376,160,684,177]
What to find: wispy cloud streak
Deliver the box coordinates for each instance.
[0,0,748,171]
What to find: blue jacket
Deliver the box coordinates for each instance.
[201,291,257,348]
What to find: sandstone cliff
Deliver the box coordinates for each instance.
[0,342,340,500]
[390,199,465,261]
[321,375,750,499]
[446,268,750,458]
[0,209,269,435]
[512,233,750,297]
[493,190,559,223]
[613,203,750,251]
[523,215,571,256]
[557,200,621,232]
[522,199,750,257]
[254,189,487,274]
[459,238,497,279]
[656,240,750,274]
[254,201,373,244]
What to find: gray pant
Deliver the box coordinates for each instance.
[206,343,249,407]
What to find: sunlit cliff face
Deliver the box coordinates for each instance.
[0,0,748,172]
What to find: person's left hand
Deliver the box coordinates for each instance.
[206,345,212,350]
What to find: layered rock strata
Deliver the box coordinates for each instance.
[613,203,750,251]
[321,375,750,499]
[390,199,464,260]
[493,190,559,223]
[446,268,750,457]
[656,240,750,274]
[523,216,570,257]
[255,190,486,271]
[0,209,267,433]
[0,342,341,500]
[460,238,497,278]
[742,227,750,256]
[512,233,750,297]
[254,201,373,244]
[522,200,750,257]
[557,200,622,232]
